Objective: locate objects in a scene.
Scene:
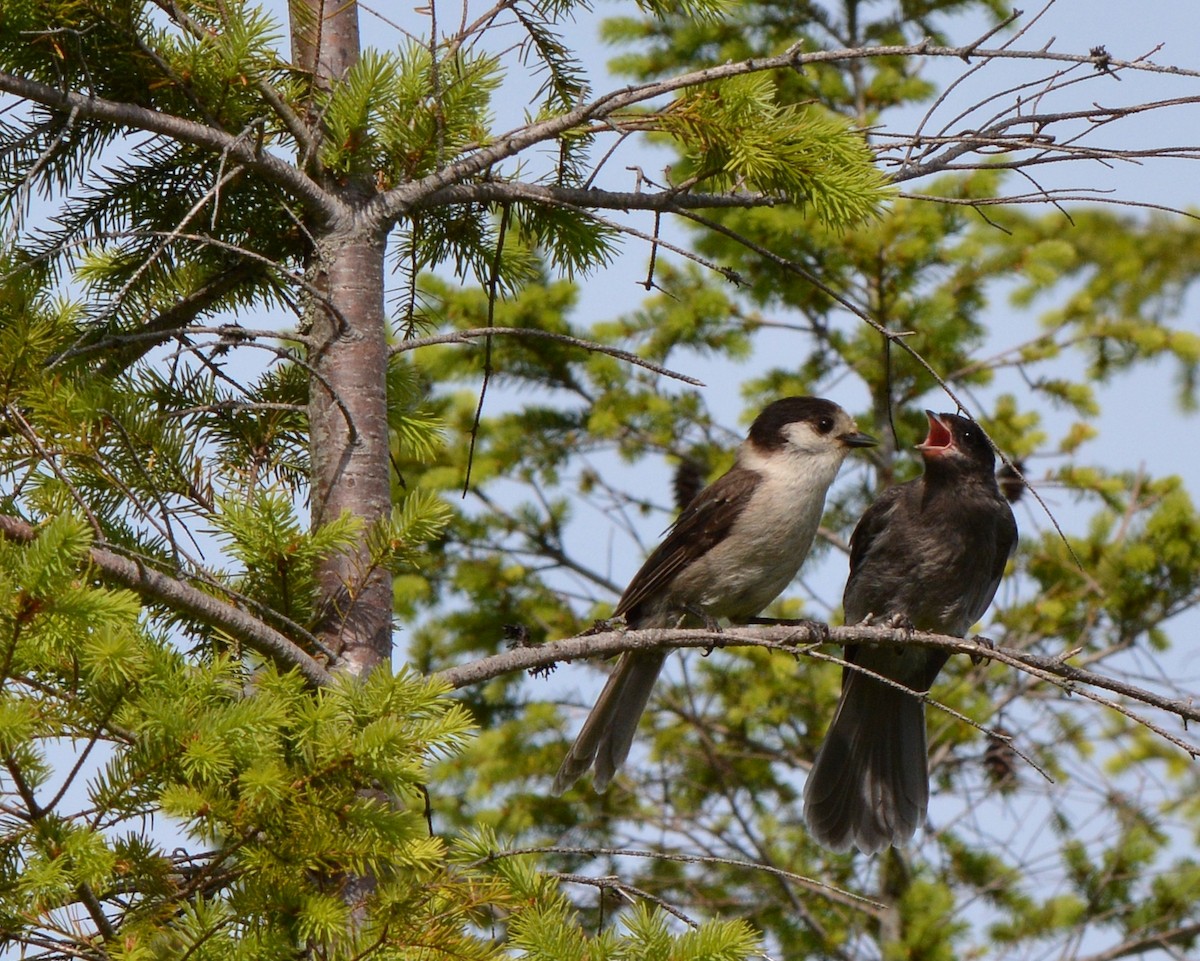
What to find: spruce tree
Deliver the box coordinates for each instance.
[3,1,1200,959]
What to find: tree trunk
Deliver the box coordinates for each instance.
[307,225,393,675]
[290,0,361,96]
[290,0,393,675]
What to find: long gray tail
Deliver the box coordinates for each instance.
[803,670,929,854]
[552,651,665,794]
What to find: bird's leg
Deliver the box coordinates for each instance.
[677,605,722,634]
[676,606,722,655]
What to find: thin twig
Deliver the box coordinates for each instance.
[478,844,884,914]
[389,326,704,386]
[462,204,510,497]
[550,873,701,928]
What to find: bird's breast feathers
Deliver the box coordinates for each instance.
[667,463,834,620]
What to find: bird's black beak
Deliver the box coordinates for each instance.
[842,430,878,449]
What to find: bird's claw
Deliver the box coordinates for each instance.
[856,611,908,631]
[798,618,831,643]
[970,634,996,666]
[674,606,721,654]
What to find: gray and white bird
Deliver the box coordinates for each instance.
[552,397,876,794]
[803,410,1018,854]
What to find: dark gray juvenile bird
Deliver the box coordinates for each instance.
[552,397,877,794]
[803,410,1017,854]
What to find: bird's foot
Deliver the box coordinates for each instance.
[743,616,829,648]
[970,633,996,666]
[871,613,916,658]
[679,607,722,655]
[796,618,831,643]
[885,612,916,634]
[678,605,722,634]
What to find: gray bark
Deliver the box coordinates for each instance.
[290,0,394,676]
[307,225,394,675]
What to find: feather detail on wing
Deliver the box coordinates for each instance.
[961,504,1019,628]
[614,467,760,624]
[842,486,905,624]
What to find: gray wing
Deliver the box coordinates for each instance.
[615,467,759,624]
[553,466,760,793]
[841,483,908,626]
[960,498,1019,628]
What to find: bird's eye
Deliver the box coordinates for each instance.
[817,416,835,435]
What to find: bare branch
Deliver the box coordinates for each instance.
[0,69,339,220]
[897,190,1200,222]
[551,872,703,929]
[471,844,885,915]
[1075,921,1200,961]
[435,623,1200,746]
[7,34,1200,235]
[389,326,705,386]
[885,97,1200,184]
[372,40,1200,223]
[413,181,785,213]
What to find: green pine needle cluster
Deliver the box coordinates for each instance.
[457,831,762,961]
[321,45,501,185]
[630,0,732,25]
[657,75,890,223]
[0,519,769,960]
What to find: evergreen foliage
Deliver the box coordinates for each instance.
[1,0,1200,959]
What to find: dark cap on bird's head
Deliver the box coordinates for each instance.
[747,397,877,452]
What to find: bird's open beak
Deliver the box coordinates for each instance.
[842,429,878,449]
[916,410,954,455]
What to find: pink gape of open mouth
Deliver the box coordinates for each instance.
[916,411,954,455]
